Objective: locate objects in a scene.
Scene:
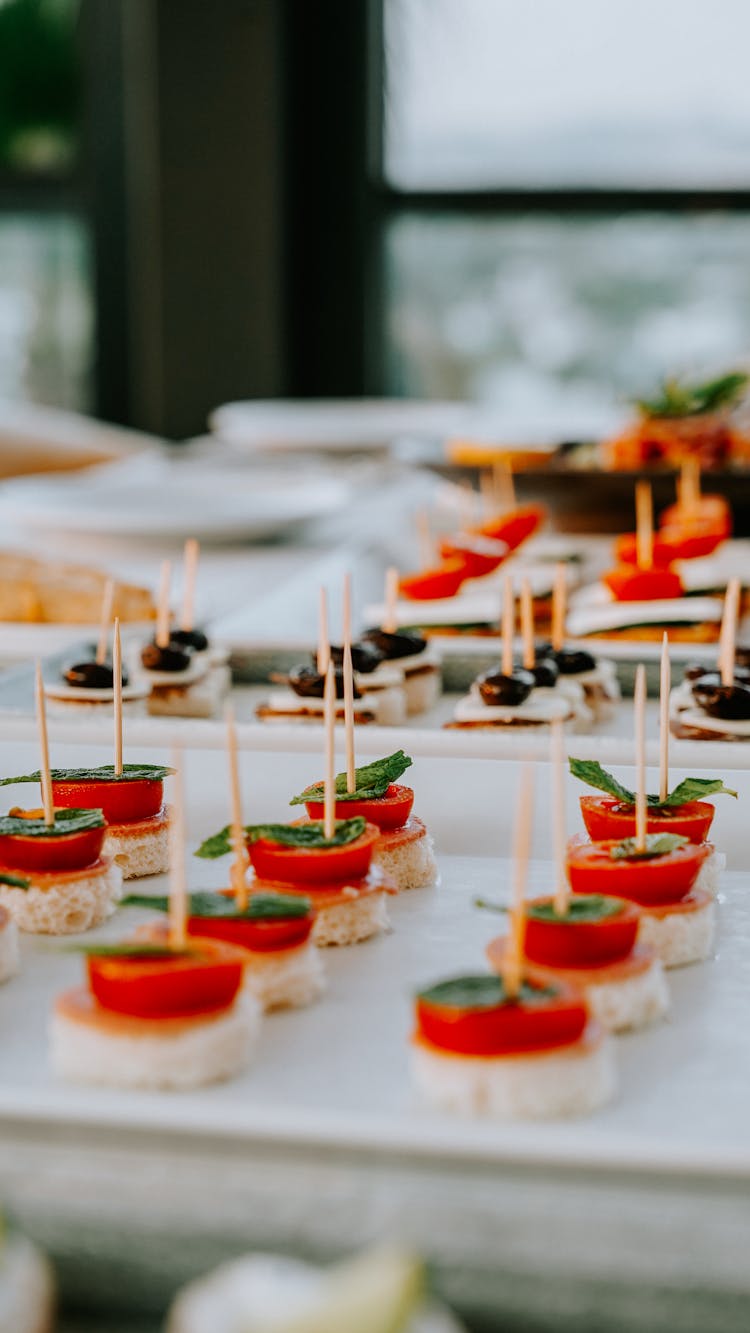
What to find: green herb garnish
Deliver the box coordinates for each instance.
[0,871,30,889]
[475,894,626,923]
[122,891,312,919]
[568,758,737,809]
[610,833,688,861]
[634,371,748,419]
[63,943,199,959]
[0,763,173,787]
[417,975,558,1009]
[196,817,367,859]
[0,808,105,838]
[290,751,413,806]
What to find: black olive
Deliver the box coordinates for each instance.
[684,661,710,682]
[734,645,750,668]
[530,658,559,688]
[692,679,750,720]
[288,665,361,700]
[326,642,384,674]
[477,668,535,707]
[170,627,209,652]
[141,641,193,673]
[686,665,750,686]
[361,628,427,660]
[64,660,129,690]
[538,644,597,675]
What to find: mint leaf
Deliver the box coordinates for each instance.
[0,871,30,889]
[527,895,627,923]
[417,975,558,1009]
[290,751,413,805]
[610,833,688,860]
[568,758,635,805]
[196,817,367,859]
[0,808,105,837]
[62,943,198,959]
[663,777,737,807]
[122,891,311,919]
[0,763,172,786]
[635,371,748,419]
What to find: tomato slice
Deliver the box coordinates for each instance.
[566,834,708,906]
[614,533,684,567]
[247,822,379,885]
[52,779,164,824]
[602,566,684,602]
[579,794,715,844]
[656,525,725,560]
[473,504,546,553]
[146,904,315,954]
[415,974,587,1056]
[660,495,731,537]
[399,561,467,601]
[519,895,640,968]
[438,538,507,578]
[87,938,246,1018]
[0,825,105,872]
[303,784,414,831]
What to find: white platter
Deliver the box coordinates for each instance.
[209,399,472,453]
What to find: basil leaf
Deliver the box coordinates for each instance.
[289,750,413,806]
[122,891,311,919]
[568,758,635,805]
[62,943,199,959]
[610,833,688,860]
[635,371,748,418]
[0,763,172,786]
[417,974,558,1010]
[664,777,737,807]
[527,895,627,923]
[0,808,105,837]
[0,871,30,889]
[196,817,367,859]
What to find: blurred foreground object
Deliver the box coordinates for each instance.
[0,1216,55,1333]
[603,371,750,470]
[0,401,155,479]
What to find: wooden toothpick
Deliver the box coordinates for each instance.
[679,457,700,516]
[634,664,647,852]
[719,577,741,687]
[156,560,172,649]
[659,632,670,804]
[635,481,654,572]
[551,722,569,916]
[317,587,330,675]
[501,575,514,676]
[96,579,115,666]
[168,749,187,951]
[35,662,54,826]
[480,470,496,521]
[416,509,433,569]
[181,538,200,632]
[520,578,535,671]
[323,662,336,839]
[552,563,567,654]
[225,704,249,912]
[113,617,123,777]
[494,460,516,514]
[342,574,356,793]
[503,764,534,999]
[383,565,399,635]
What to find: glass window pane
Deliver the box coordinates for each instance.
[385,0,750,190]
[384,213,750,422]
[0,0,81,176]
[0,213,93,410]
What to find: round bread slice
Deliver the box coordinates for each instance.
[250,875,393,948]
[0,858,122,934]
[412,1022,616,1119]
[242,940,326,1012]
[104,805,171,880]
[0,907,20,982]
[636,889,715,967]
[374,817,437,891]
[519,948,669,1034]
[51,987,260,1089]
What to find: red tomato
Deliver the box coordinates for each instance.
[603,566,684,602]
[415,974,587,1056]
[191,896,314,953]
[473,503,546,553]
[566,835,708,906]
[656,525,725,560]
[399,561,467,601]
[0,823,105,872]
[521,895,640,968]
[52,779,163,824]
[303,783,414,831]
[660,495,731,537]
[579,795,715,844]
[87,938,245,1018]
[247,822,379,885]
[438,538,507,578]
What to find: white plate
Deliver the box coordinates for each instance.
[209,399,472,452]
[0,470,349,544]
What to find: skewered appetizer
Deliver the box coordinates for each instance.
[365,563,569,638]
[0,1218,55,1333]
[125,890,325,1012]
[291,751,436,891]
[411,971,615,1118]
[2,763,173,880]
[485,895,668,1034]
[360,615,442,716]
[256,663,384,725]
[50,935,259,1089]
[45,652,148,716]
[0,807,122,934]
[167,1246,466,1333]
[670,668,750,740]
[197,817,392,947]
[602,371,750,470]
[137,552,230,719]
